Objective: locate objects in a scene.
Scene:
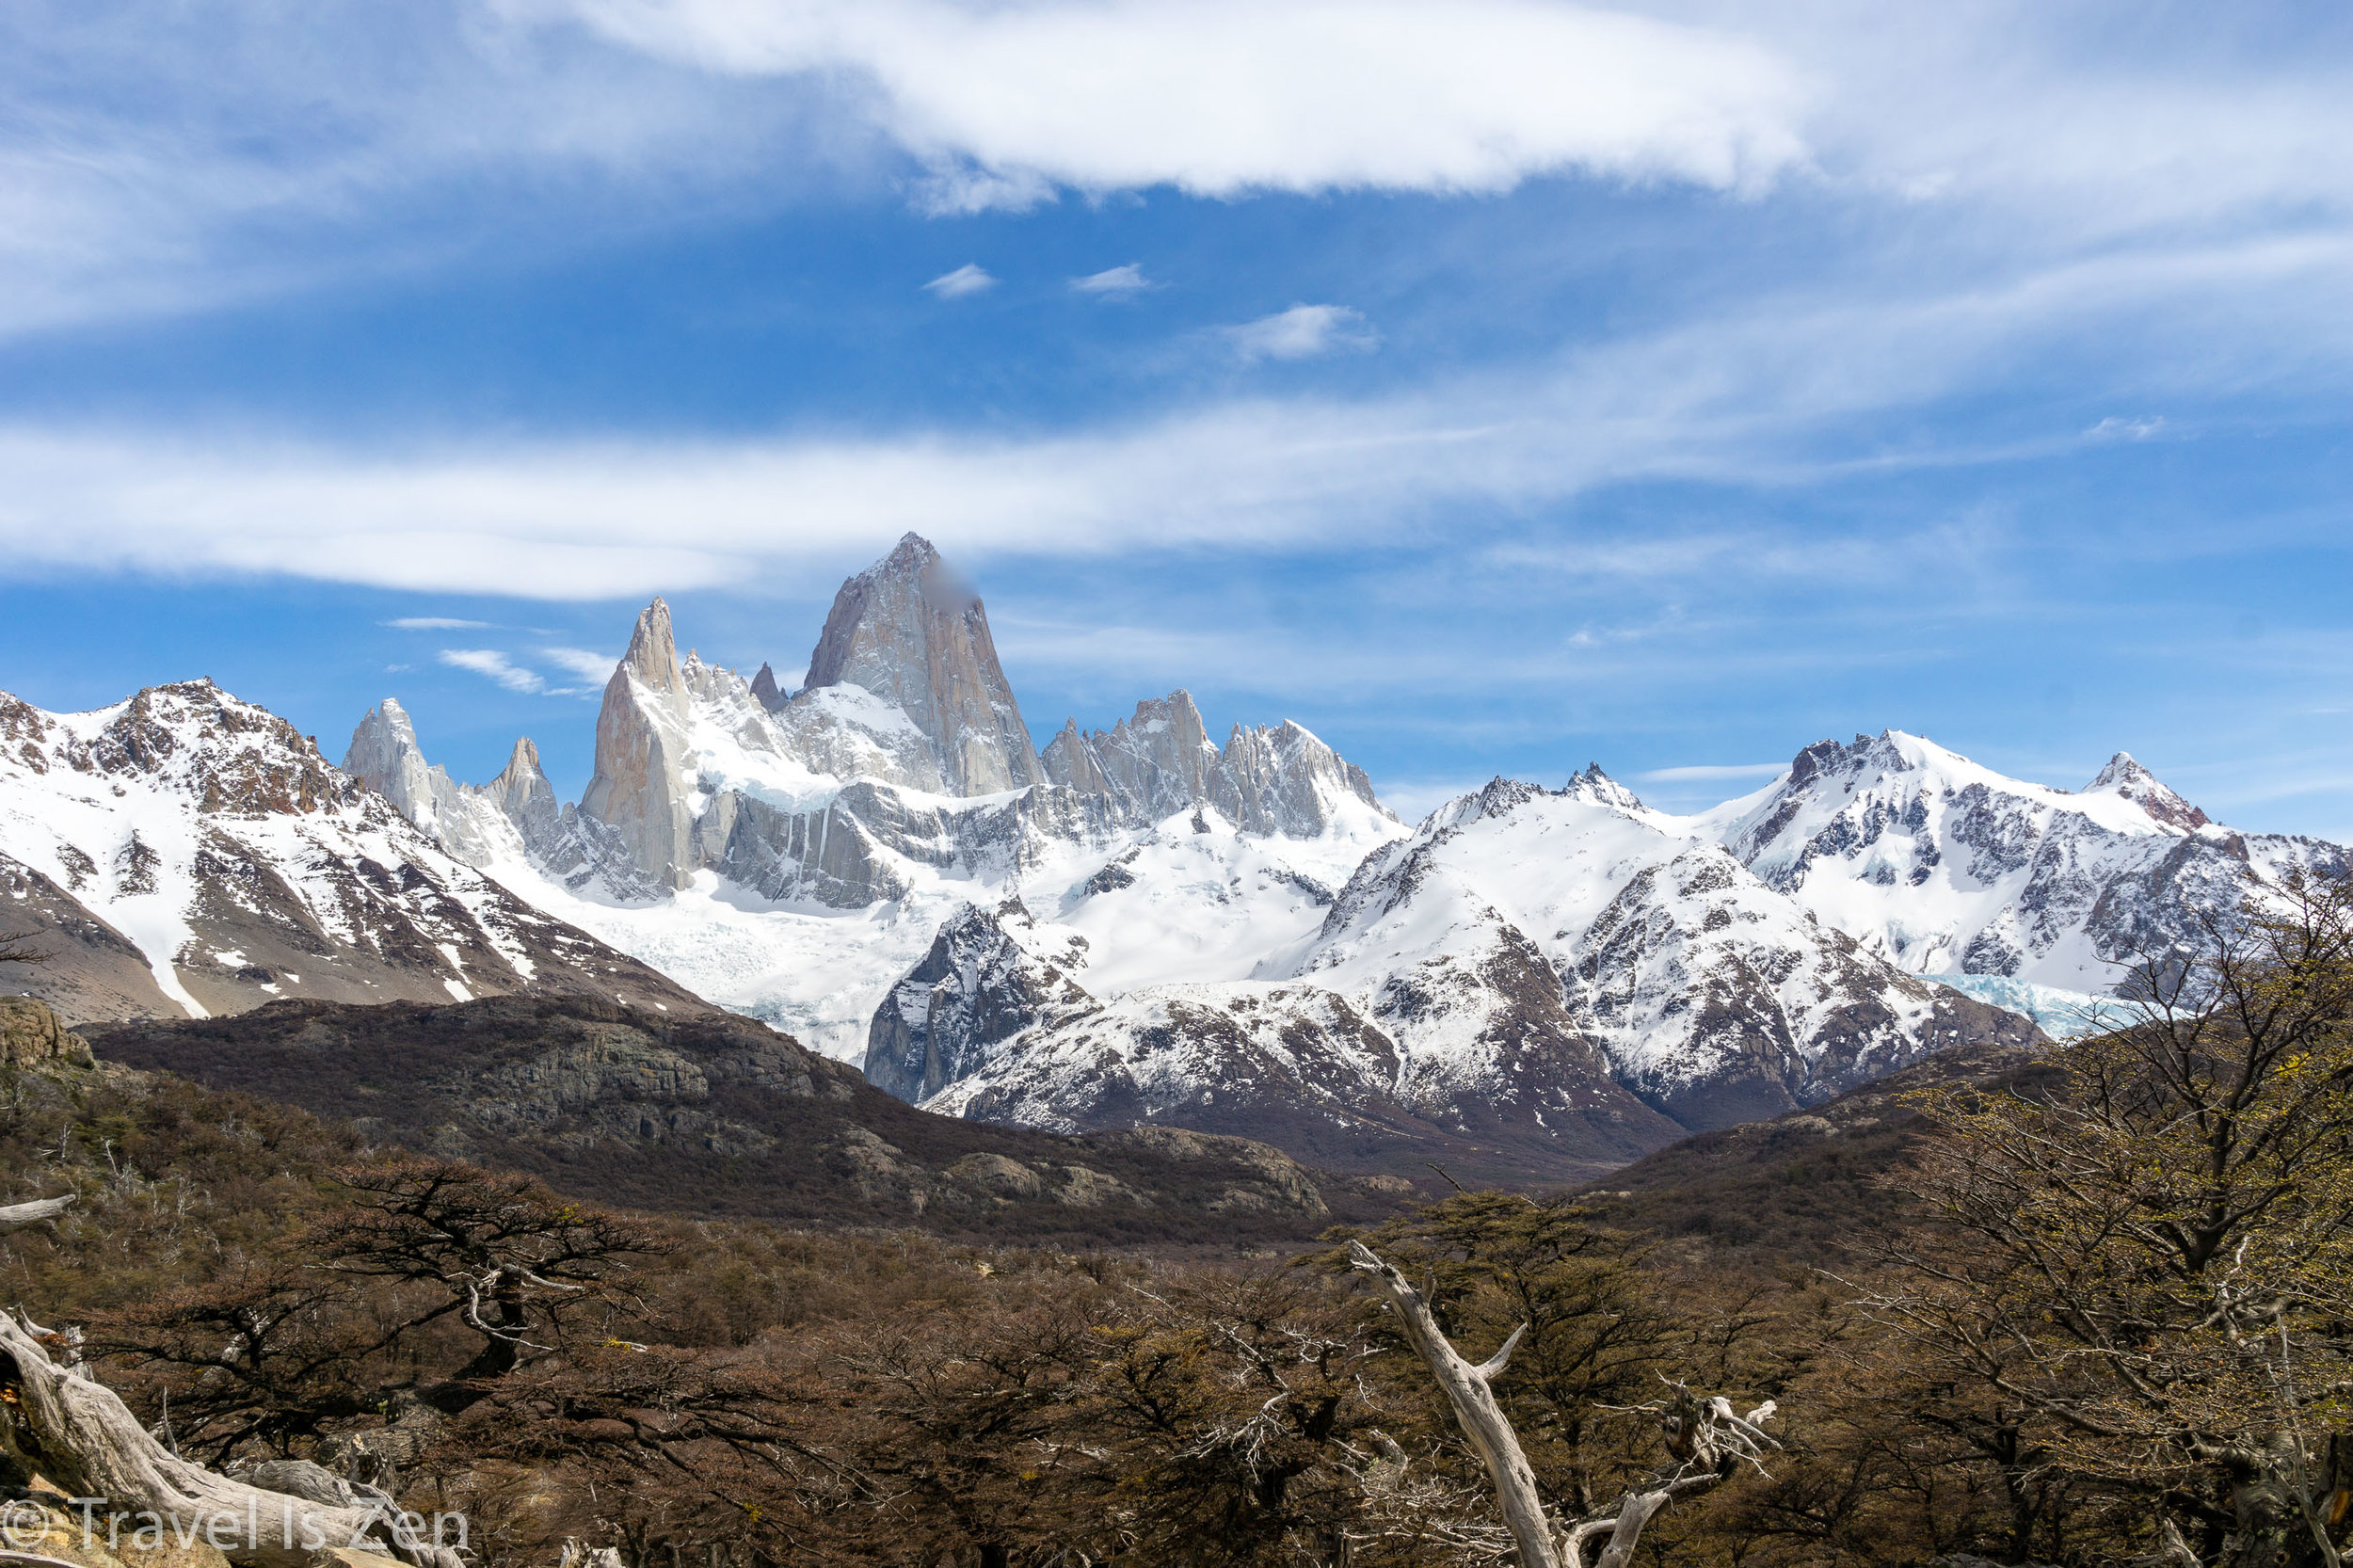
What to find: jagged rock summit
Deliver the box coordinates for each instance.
[1043,689,1387,839]
[341,535,1402,1060]
[806,533,1041,797]
[346,697,564,870]
[579,596,698,889]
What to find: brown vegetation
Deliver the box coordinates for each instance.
[3,871,2350,1567]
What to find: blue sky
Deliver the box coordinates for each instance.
[3,1,2349,834]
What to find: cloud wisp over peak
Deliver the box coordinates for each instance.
[439,648,545,693]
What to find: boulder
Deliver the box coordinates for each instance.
[0,995,95,1069]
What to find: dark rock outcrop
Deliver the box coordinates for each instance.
[863,900,1092,1102]
[83,994,1410,1240]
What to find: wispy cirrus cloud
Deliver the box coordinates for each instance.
[385,616,492,630]
[1070,263,1151,296]
[7,2,2353,348]
[439,648,545,691]
[1223,304,1378,363]
[922,263,995,298]
[5,223,2347,600]
[1638,762,1784,782]
[537,646,618,683]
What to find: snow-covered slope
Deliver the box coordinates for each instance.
[1290,771,2039,1129]
[883,899,1679,1182]
[0,682,706,1024]
[1698,731,2348,1000]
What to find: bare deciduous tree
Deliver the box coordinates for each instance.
[1855,871,2353,1567]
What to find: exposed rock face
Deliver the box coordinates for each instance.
[2085,750,2209,831]
[345,700,565,871]
[344,702,656,902]
[344,541,1399,1071]
[1706,730,2346,995]
[343,697,443,832]
[0,995,94,1068]
[863,900,1092,1101]
[1210,720,1386,836]
[1042,692,1392,837]
[805,533,1041,797]
[1567,844,2039,1127]
[866,891,1680,1182]
[0,680,707,1024]
[485,737,562,838]
[909,961,1674,1185]
[579,598,699,890]
[1041,691,1220,820]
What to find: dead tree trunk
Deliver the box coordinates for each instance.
[0,1311,456,1568]
[1346,1240,1561,1568]
[1349,1240,1779,1568]
[0,1196,73,1233]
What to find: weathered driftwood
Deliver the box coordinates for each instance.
[0,1313,457,1568]
[1348,1240,1780,1568]
[0,1196,74,1234]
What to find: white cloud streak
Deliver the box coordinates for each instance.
[1070,263,1149,296]
[1637,761,1784,781]
[538,646,619,682]
[385,616,493,629]
[5,3,2353,347]
[545,0,1808,204]
[439,648,546,691]
[2,227,2347,599]
[1223,304,1378,362]
[922,263,995,297]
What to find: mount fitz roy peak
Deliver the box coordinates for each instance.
[0,682,705,1026]
[345,534,1400,1049]
[330,534,2342,1177]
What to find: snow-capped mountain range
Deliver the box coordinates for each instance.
[6,532,2341,1180]
[1700,732,2345,1010]
[0,682,704,1024]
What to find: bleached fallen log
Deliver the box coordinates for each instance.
[0,1312,458,1568]
[0,1195,74,1233]
[1348,1240,1781,1568]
